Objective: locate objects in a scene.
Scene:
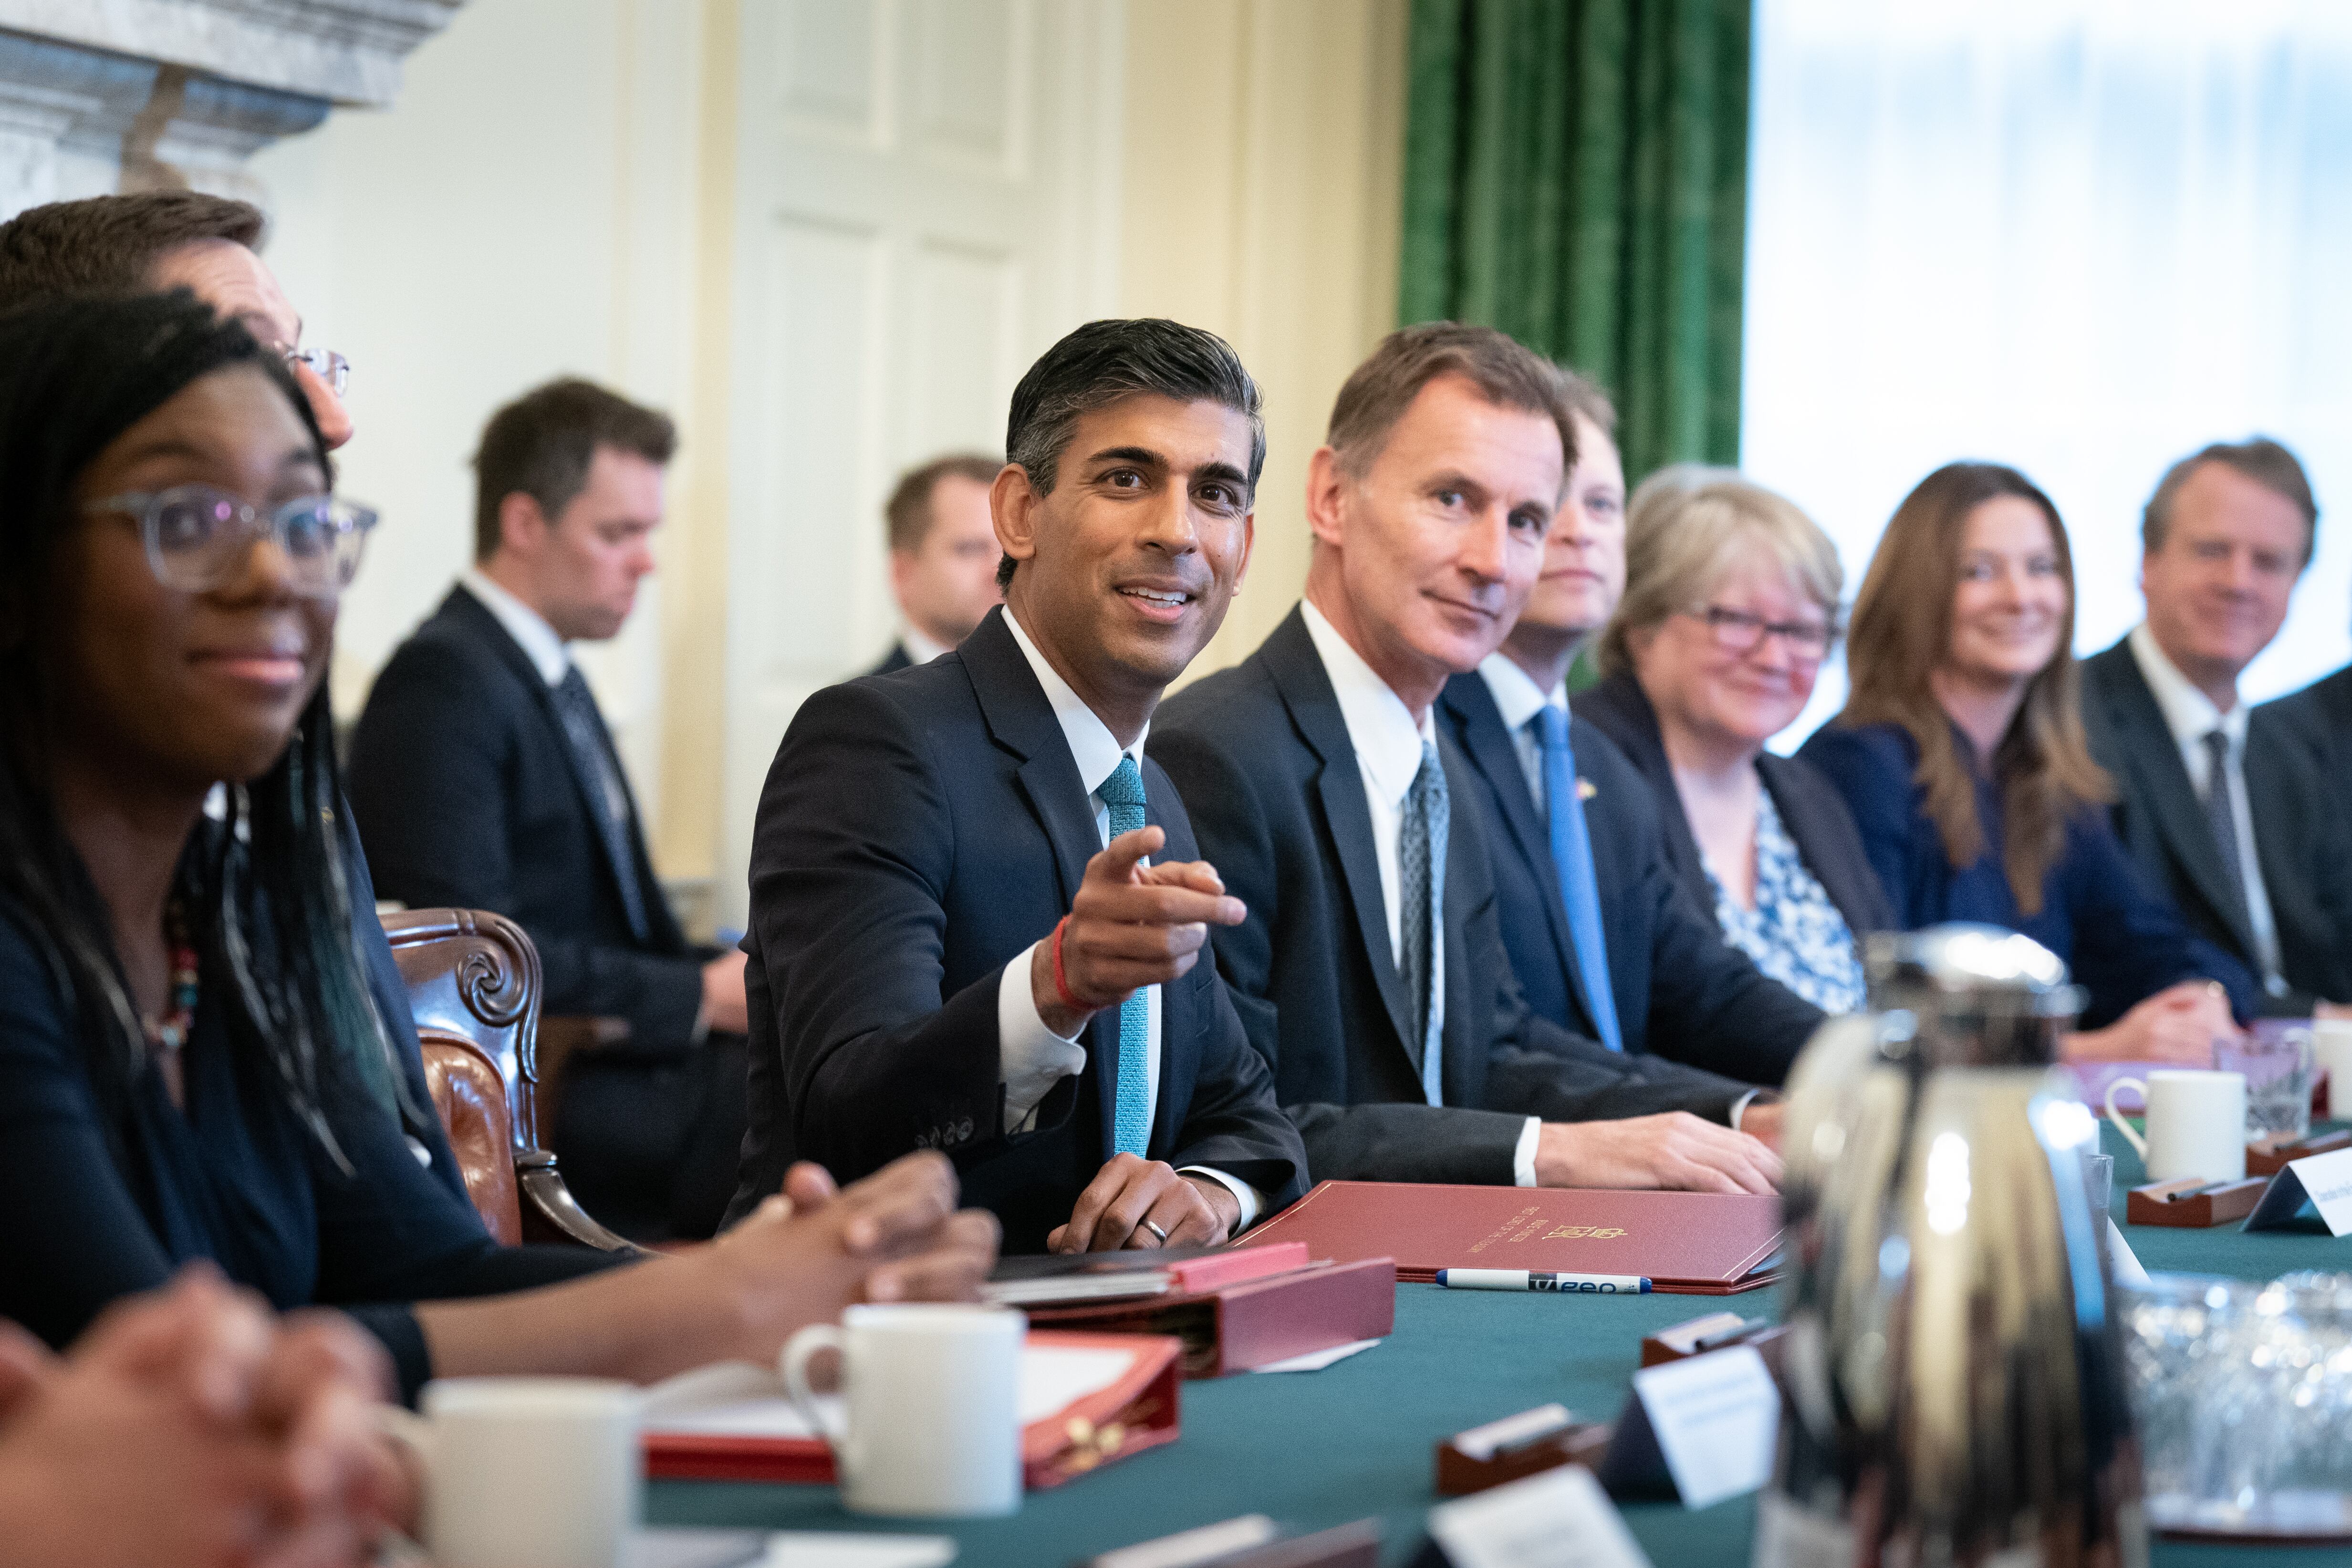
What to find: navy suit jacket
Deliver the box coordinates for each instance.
[1571,671,1893,942]
[348,585,703,1051]
[2259,662,2352,823]
[1799,717,2258,1026]
[1440,671,1823,1086]
[865,642,915,678]
[725,608,1306,1252]
[2081,638,2352,1011]
[1148,607,1753,1188]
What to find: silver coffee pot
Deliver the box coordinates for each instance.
[1756,924,2146,1568]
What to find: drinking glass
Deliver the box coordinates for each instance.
[2219,1028,2314,1144]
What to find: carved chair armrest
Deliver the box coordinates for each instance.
[516,1150,645,1255]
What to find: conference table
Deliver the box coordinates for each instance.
[648,1121,2352,1566]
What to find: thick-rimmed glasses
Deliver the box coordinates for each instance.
[282,345,350,396]
[1681,602,1838,663]
[85,484,379,599]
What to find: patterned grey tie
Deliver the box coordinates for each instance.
[2201,728,2251,933]
[552,665,651,943]
[1397,740,1449,1107]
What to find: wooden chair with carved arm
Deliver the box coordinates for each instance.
[379,907,640,1254]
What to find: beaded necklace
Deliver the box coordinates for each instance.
[143,901,201,1058]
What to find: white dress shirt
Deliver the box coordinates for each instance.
[990,609,1260,1227]
[461,568,570,686]
[2127,623,2286,994]
[901,625,952,665]
[1301,602,1542,1186]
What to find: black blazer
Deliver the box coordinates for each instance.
[1573,671,1894,944]
[865,642,915,678]
[1147,607,1753,1188]
[2258,663,2352,822]
[348,585,702,1050]
[2081,638,2352,1010]
[725,608,1306,1252]
[1444,671,1825,1086]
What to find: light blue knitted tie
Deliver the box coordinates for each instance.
[1096,756,1152,1155]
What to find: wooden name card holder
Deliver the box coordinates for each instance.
[1638,1311,1783,1368]
[2248,1128,2352,1178]
[1434,1403,1614,1496]
[2126,1175,2269,1227]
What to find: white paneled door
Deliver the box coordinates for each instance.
[715,0,1124,928]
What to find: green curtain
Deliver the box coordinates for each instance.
[1398,0,1752,485]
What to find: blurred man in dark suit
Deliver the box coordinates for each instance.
[349,378,747,1241]
[1439,369,1824,1086]
[868,453,1004,675]
[2084,437,2352,1014]
[729,320,1306,1253]
[1152,324,1780,1194]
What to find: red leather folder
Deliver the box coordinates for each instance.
[1021,1256,1397,1376]
[642,1331,1182,1488]
[1232,1181,1783,1294]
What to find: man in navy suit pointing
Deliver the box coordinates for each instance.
[728,320,1306,1253]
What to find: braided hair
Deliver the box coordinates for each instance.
[0,289,402,1168]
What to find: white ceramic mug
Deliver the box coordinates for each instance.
[2103,1069,2247,1183]
[2310,1019,2352,1120]
[781,1303,1024,1517]
[384,1377,642,1568]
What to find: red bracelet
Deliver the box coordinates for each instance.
[1049,915,1099,1014]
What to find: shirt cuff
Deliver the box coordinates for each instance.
[1730,1089,1780,1132]
[1512,1116,1541,1187]
[1178,1166,1264,1232]
[997,943,1088,1132]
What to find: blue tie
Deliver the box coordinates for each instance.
[1535,706,1624,1052]
[1096,757,1153,1155]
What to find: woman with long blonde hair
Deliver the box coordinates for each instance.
[1800,462,2255,1060]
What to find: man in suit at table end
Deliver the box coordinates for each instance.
[728,318,1306,1253]
[347,378,748,1242]
[2083,436,2352,1017]
[1150,322,1781,1195]
[866,451,1004,675]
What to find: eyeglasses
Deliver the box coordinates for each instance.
[281,346,350,396]
[85,484,379,599]
[1682,602,1838,662]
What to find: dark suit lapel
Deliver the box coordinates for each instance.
[962,607,1119,1157]
[2093,644,2256,956]
[1259,608,1417,1064]
[445,585,651,929]
[1439,676,1580,1010]
[1143,766,1195,1155]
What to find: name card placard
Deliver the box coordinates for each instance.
[1424,1465,1651,1568]
[1624,1345,1779,1510]
[2244,1145,2352,1237]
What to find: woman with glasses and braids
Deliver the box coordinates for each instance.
[0,291,997,1412]
[1798,461,2258,1061]
[1573,473,1889,1017]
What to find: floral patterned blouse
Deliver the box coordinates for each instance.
[1705,784,1868,1015]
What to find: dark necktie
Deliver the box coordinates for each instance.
[1534,706,1624,1052]
[1095,757,1152,1156]
[2201,728,2251,933]
[1398,740,1449,1105]
[552,665,650,944]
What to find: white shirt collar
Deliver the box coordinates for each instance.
[1477,650,1564,732]
[901,624,952,665]
[1001,607,1144,796]
[461,568,570,687]
[1301,598,1436,807]
[2128,622,2244,749]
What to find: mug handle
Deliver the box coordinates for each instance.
[2102,1076,2150,1160]
[780,1324,849,1448]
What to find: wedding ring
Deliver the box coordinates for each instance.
[1142,1218,1169,1244]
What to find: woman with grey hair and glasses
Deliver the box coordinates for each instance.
[1572,473,1890,1014]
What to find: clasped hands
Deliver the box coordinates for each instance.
[1030,827,1249,1254]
